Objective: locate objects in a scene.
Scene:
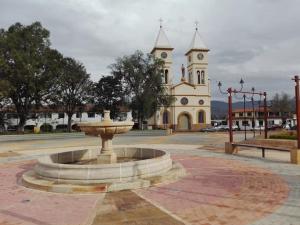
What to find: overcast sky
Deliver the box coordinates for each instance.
[1,0,300,100]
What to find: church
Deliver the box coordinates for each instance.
[147,24,211,131]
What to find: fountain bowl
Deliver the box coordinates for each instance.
[78,121,134,136]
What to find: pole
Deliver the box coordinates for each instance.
[252,97,255,138]
[228,88,233,143]
[263,92,268,139]
[294,76,300,148]
[243,94,247,140]
[259,95,262,135]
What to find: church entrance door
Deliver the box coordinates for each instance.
[177,113,191,130]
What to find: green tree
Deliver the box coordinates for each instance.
[110,50,174,129]
[0,22,61,131]
[271,92,293,124]
[0,80,11,131]
[93,75,123,119]
[51,57,92,132]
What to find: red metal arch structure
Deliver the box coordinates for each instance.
[218,80,268,143]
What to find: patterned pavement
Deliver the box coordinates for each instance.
[0,161,104,225]
[137,155,289,225]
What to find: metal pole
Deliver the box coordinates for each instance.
[258,95,262,135]
[264,92,268,139]
[294,76,300,148]
[252,97,256,138]
[228,88,233,143]
[243,94,246,140]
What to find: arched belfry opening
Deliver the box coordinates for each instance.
[165,69,168,84]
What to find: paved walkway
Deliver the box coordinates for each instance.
[137,155,289,225]
[0,160,104,225]
[93,190,185,225]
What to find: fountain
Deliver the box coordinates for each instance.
[22,110,185,193]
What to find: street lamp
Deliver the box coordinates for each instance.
[218,78,245,143]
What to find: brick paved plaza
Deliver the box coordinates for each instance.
[0,132,300,225]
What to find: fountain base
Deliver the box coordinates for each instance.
[22,162,185,193]
[22,147,185,193]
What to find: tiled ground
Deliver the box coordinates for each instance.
[136,155,289,225]
[0,133,300,225]
[0,161,104,225]
[93,190,185,225]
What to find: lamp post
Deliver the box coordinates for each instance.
[263,92,268,139]
[218,78,244,143]
[293,76,300,148]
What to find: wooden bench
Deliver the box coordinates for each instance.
[231,143,290,158]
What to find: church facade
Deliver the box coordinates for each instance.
[148,25,211,131]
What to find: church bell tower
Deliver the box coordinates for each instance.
[151,21,174,86]
[185,25,209,86]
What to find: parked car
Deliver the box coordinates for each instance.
[252,126,265,131]
[200,126,220,132]
[283,124,291,130]
[239,125,252,131]
[268,124,282,130]
[217,125,239,131]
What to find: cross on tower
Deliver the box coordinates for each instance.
[195,20,199,31]
[159,18,163,28]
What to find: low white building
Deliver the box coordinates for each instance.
[232,107,295,129]
[4,111,102,132]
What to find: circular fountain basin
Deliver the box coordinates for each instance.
[34,148,172,184]
[22,147,185,193]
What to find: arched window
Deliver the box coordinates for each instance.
[163,111,169,124]
[201,71,205,84]
[197,70,201,84]
[164,69,168,84]
[198,111,205,123]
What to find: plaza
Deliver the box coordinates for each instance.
[1,1,300,225]
[0,131,300,225]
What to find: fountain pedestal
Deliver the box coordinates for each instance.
[98,133,117,163]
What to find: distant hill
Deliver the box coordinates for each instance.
[211,100,263,119]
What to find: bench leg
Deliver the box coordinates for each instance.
[290,149,300,164]
[262,148,265,158]
[225,142,239,154]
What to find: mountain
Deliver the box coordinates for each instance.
[211,100,264,119]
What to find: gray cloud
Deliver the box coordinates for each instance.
[1,0,299,99]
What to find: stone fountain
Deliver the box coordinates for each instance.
[22,110,185,193]
[78,110,134,164]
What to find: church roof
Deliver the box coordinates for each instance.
[185,28,209,55]
[172,81,196,89]
[151,26,173,53]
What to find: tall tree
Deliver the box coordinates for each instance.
[271,92,293,124]
[0,80,11,131]
[51,57,92,132]
[110,50,174,128]
[0,22,61,131]
[93,75,123,119]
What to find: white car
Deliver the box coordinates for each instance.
[217,125,239,131]
[252,126,265,131]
